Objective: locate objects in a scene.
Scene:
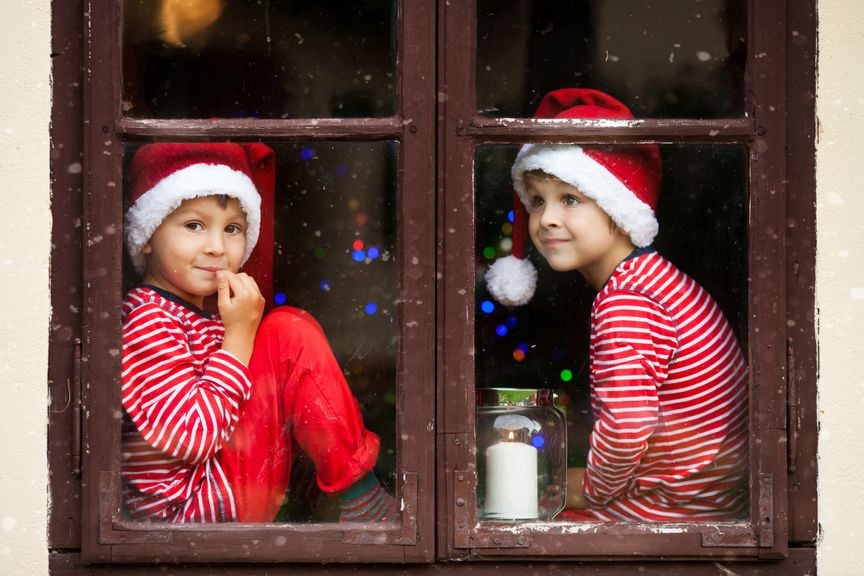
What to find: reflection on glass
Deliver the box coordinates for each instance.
[120,141,398,523]
[475,143,748,522]
[123,0,396,118]
[477,0,746,118]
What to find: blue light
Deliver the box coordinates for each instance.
[300,147,315,161]
[531,435,545,449]
[335,164,350,177]
[367,246,380,260]
[480,300,495,314]
[319,280,331,292]
[364,302,378,315]
[495,324,508,337]
[352,249,366,262]
[507,210,514,223]
[506,315,518,328]
[274,292,287,305]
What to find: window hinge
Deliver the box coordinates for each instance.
[758,472,775,548]
[452,469,530,550]
[786,336,799,473]
[72,337,82,478]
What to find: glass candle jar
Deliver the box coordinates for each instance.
[476,388,567,521]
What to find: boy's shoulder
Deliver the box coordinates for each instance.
[604,251,677,295]
[122,286,211,328]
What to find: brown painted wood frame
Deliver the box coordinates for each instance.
[436,0,804,562]
[48,0,817,573]
[74,0,436,564]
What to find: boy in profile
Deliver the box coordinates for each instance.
[485,89,748,521]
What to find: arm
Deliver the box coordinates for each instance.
[582,291,675,507]
[121,301,254,465]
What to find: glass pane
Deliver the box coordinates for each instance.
[120,141,397,523]
[477,0,746,118]
[475,143,748,522]
[123,0,396,118]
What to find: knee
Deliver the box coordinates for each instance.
[259,306,327,341]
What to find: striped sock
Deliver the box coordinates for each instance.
[338,472,397,522]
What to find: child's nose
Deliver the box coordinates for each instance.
[204,231,226,254]
[539,204,561,227]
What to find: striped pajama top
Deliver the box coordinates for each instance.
[581,251,749,521]
[120,286,252,522]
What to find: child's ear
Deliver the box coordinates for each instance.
[141,242,152,255]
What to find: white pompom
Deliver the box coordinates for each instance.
[484,255,538,306]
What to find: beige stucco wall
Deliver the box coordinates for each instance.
[0,1,862,575]
[816,1,864,575]
[0,1,51,575]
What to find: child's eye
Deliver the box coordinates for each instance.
[562,194,580,207]
[529,196,545,209]
[225,224,244,234]
[184,221,204,231]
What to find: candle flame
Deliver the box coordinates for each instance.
[158,0,225,47]
[507,430,515,441]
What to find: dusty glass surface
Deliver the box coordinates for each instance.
[271,141,398,521]
[475,143,748,521]
[477,0,746,118]
[120,141,398,523]
[123,0,396,118]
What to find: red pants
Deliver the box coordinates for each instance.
[219,307,380,522]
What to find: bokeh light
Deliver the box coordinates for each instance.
[364,302,378,315]
[480,300,495,314]
[482,246,496,260]
[274,292,287,306]
[352,249,367,262]
[367,246,380,260]
[495,324,508,337]
[352,239,364,251]
[300,147,315,161]
[531,435,545,449]
[560,369,573,382]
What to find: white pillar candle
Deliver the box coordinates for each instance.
[484,439,539,519]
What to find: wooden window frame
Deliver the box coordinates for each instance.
[62,0,436,565]
[48,0,817,573]
[436,0,816,563]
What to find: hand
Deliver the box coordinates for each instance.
[566,467,589,509]
[216,271,264,364]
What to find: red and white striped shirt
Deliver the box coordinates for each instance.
[582,251,748,521]
[121,286,252,522]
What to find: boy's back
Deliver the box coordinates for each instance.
[584,249,749,521]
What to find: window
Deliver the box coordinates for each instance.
[49,0,817,572]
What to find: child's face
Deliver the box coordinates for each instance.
[526,176,635,289]
[141,195,248,307]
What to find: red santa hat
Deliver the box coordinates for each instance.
[485,88,662,306]
[124,142,274,275]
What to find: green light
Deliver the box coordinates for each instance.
[560,369,573,382]
[482,246,496,260]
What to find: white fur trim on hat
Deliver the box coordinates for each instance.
[511,144,658,247]
[485,255,538,307]
[125,163,262,273]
